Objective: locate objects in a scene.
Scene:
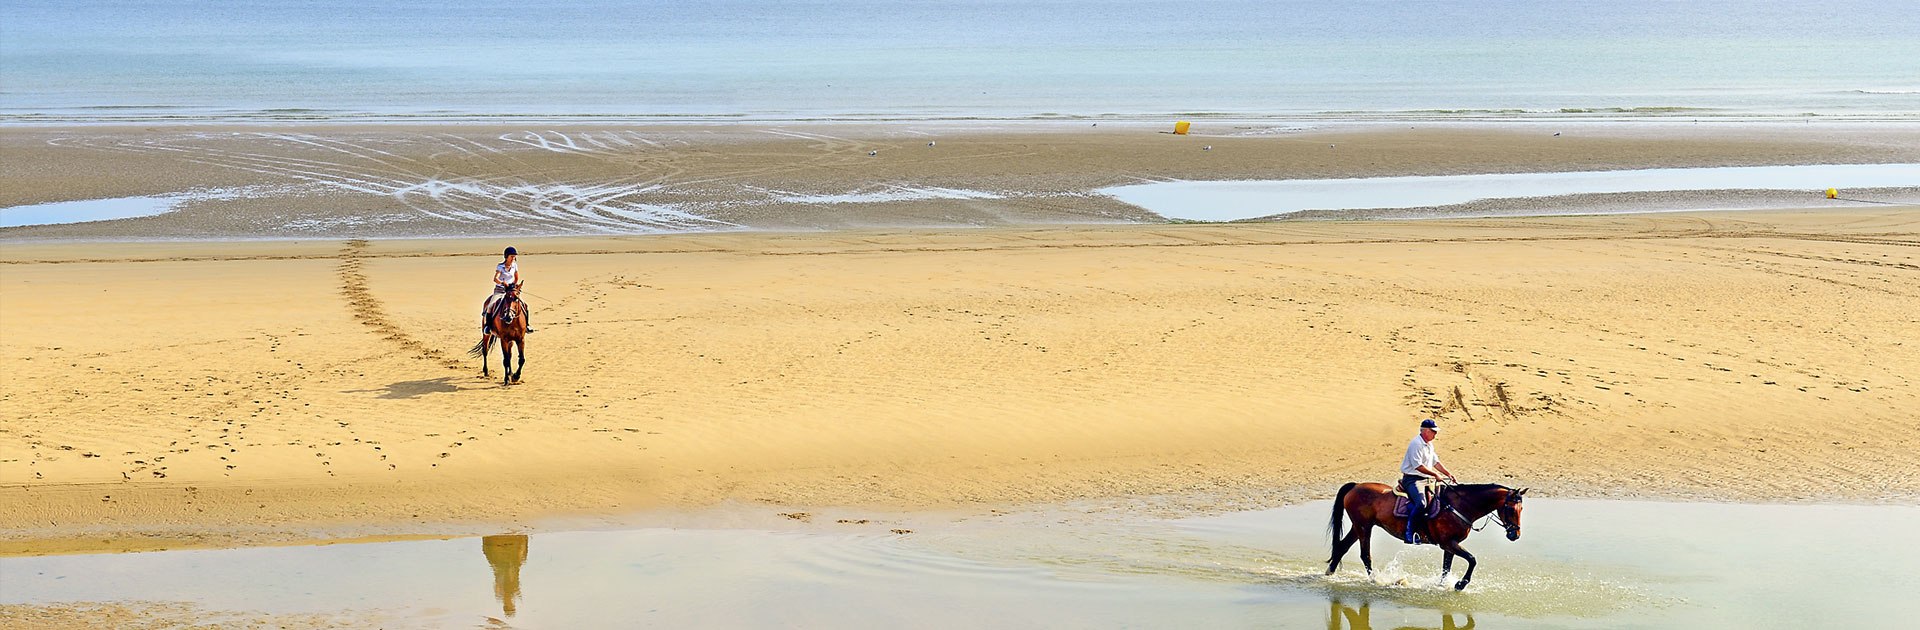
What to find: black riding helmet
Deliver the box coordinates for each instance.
[504,246,517,258]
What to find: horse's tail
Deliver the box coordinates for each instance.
[468,335,490,357]
[1328,481,1357,541]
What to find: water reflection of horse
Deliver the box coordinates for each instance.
[470,283,527,385]
[1328,598,1474,630]
[482,534,529,617]
[1326,482,1526,591]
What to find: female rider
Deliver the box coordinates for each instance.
[482,246,531,332]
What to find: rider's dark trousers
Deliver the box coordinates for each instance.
[1400,474,1427,539]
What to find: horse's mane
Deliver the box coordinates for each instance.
[1444,483,1517,506]
[1450,483,1510,493]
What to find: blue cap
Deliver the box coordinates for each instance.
[1420,419,1439,431]
[504,246,518,257]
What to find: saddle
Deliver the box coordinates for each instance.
[1391,486,1446,521]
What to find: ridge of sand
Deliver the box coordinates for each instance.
[4,208,1918,555]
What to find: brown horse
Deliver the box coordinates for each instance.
[470,284,526,385]
[1325,482,1526,591]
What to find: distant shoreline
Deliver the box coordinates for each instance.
[8,109,1920,127]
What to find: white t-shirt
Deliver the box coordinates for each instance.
[1400,434,1438,476]
[495,261,519,287]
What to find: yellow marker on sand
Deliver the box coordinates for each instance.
[1174,121,1190,135]
[1826,188,1838,199]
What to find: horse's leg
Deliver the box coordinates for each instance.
[1327,515,1363,575]
[1441,550,1455,584]
[479,332,492,376]
[1440,541,1477,590]
[501,339,513,386]
[514,338,525,382]
[1358,522,1375,577]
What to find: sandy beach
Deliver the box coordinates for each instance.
[12,0,1920,623]
[5,124,1920,559]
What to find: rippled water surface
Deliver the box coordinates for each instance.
[5,1,1918,121]
[3,500,1916,628]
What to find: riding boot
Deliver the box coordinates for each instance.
[1407,516,1423,544]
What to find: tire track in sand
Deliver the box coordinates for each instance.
[337,240,467,371]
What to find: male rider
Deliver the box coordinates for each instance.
[1400,419,1456,543]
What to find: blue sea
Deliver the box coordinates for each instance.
[3,0,1918,123]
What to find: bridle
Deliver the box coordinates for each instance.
[1442,482,1521,536]
[1481,490,1522,537]
[495,283,524,324]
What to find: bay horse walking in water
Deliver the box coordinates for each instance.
[470,283,527,385]
[1325,482,1526,590]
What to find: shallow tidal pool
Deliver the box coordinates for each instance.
[3,500,1916,628]
[1100,163,1920,221]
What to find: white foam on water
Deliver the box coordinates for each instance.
[1101,163,1920,221]
[395,179,736,232]
[277,214,420,231]
[775,186,1007,205]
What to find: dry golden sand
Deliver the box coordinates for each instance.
[4,207,1918,556]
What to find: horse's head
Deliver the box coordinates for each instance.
[507,282,522,298]
[1498,487,1527,541]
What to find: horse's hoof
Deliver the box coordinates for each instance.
[1454,580,1469,591]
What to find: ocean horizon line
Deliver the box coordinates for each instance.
[7,106,1920,127]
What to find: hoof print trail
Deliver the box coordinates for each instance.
[337,240,465,370]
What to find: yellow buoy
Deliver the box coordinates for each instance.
[1174,121,1191,135]
[1826,188,1838,199]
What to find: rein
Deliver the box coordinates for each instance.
[1471,508,1506,533]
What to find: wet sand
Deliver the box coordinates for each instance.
[4,202,1919,556]
[5,123,1920,239]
